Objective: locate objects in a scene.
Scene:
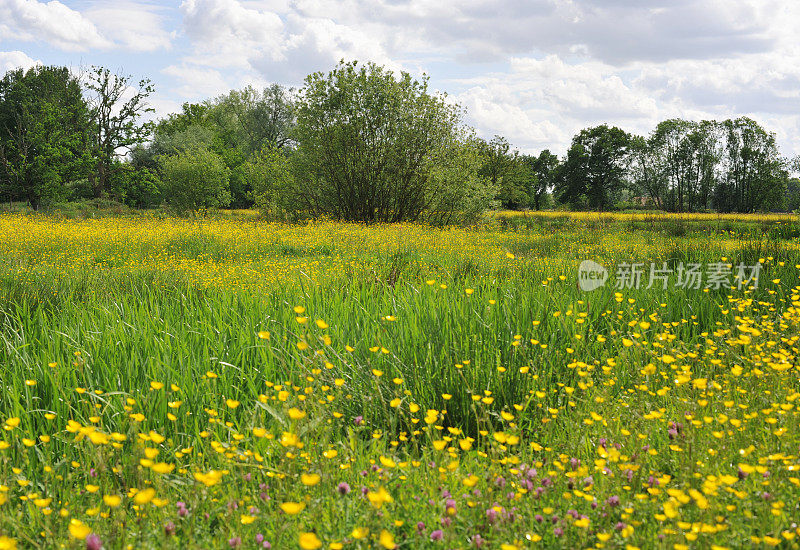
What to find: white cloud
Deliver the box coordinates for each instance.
[0,50,40,72]
[161,64,233,99]
[84,2,173,52]
[0,0,111,51]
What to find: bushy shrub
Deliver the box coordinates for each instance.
[158,147,231,213]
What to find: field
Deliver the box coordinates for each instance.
[1,211,800,549]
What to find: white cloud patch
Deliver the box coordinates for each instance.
[0,0,173,53]
[83,2,173,52]
[0,0,111,51]
[3,0,800,156]
[0,50,40,72]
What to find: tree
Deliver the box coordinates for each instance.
[84,66,154,199]
[158,147,231,212]
[244,146,294,219]
[556,125,630,210]
[478,136,530,209]
[289,60,473,223]
[716,117,786,213]
[0,66,91,209]
[422,137,497,226]
[525,149,560,210]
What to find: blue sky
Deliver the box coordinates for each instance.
[2,0,799,159]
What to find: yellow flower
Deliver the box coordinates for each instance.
[68,519,91,539]
[379,530,396,549]
[298,532,322,550]
[367,487,393,509]
[462,475,480,487]
[301,473,321,486]
[288,408,306,420]
[280,501,305,515]
[315,319,329,329]
[150,381,164,390]
[240,514,256,524]
[133,488,155,505]
[151,462,175,474]
[226,399,240,409]
[103,495,122,507]
[351,527,369,539]
[0,536,16,550]
[257,331,271,340]
[194,470,224,487]
[379,456,396,468]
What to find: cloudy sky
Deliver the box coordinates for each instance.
[2,0,799,158]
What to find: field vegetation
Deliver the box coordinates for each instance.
[1,211,800,548]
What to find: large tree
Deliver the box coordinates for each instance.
[290,60,479,222]
[556,125,630,210]
[525,149,560,210]
[84,66,153,199]
[716,117,787,213]
[0,66,91,209]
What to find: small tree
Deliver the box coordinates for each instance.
[159,147,231,213]
[422,138,497,226]
[290,60,468,222]
[242,146,294,219]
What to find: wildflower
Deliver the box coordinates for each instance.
[430,530,443,541]
[103,495,121,507]
[379,530,396,549]
[85,534,102,550]
[301,473,321,486]
[279,501,305,515]
[69,519,91,539]
[337,482,351,495]
[298,532,322,549]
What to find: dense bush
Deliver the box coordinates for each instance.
[158,147,231,213]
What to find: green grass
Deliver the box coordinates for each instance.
[0,213,799,549]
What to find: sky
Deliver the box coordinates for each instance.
[1,0,799,159]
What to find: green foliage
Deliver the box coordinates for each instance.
[243,146,294,219]
[290,60,475,222]
[0,66,92,209]
[84,66,154,198]
[557,124,631,210]
[158,148,231,212]
[422,139,497,226]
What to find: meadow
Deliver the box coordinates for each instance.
[1,211,799,549]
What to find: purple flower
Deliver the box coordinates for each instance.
[416,522,426,533]
[164,521,176,536]
[430,530,443,541]
[486,508,498,524]
[472,534,485,547]
[554,527,564,537]
[354,415,363,426]
[85,534,103,550]
[228,537,241,548]
[256,534,264,543]
[337,482,351,495]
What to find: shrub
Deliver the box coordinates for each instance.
[158,147,231,213]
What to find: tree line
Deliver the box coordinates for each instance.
[1,61,797,220]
